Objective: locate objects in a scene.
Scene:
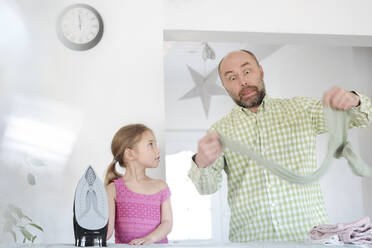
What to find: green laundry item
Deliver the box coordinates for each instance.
[218,107,371,184]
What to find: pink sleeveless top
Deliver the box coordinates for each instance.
[113,178,171,244]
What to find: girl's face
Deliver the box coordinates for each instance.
[132,130,160,168]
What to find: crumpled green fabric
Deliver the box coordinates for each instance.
[218,107,371,184]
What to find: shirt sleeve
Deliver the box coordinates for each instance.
[348,92,372,128]
[187,152,225,195]
[161,186,171,204]
[295,92,372,135]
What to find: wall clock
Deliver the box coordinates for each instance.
[56,4,104,51]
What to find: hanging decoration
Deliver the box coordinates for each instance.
[202,42,215,61]
[179,65,226,117]
[179,42,226,117]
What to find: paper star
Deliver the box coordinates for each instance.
[179,65,226,117]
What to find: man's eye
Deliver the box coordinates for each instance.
[230,76,236,81]
[245,70,250,74]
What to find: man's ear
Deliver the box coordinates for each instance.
[259,65,264,78]
[221,79,227,89]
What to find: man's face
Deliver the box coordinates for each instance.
[219,51,266,109]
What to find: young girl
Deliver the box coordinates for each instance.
[104,124,172,245]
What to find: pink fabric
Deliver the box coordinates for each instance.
[309,216,372,245]
[113,178,171,244]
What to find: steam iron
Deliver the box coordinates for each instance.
[73,166,109,247]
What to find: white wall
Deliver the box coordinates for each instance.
[165,0,372,36]
[0,0,164,244]
[353,48,372,219]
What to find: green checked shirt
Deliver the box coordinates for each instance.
[188,93,372,242]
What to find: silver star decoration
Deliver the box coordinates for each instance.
[179,65,226,117]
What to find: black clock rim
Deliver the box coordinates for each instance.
[56,3,104,51]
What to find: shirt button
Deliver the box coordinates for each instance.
[271,202,276,207]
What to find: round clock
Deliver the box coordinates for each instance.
[56,4,104,51]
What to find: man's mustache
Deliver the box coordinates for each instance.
[239,86,259,98]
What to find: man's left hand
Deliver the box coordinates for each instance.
[323,86,360,110]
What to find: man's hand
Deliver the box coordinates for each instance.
[323,86,360,110]
[195,132,223,168]
[128,236,155,245]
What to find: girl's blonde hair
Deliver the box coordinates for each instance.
[104,124,152,186]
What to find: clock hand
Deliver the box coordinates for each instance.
[79,13,81,30]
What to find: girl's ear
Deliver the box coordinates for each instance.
[124,148,136,161]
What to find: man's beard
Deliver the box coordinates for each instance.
[233,80,266,109]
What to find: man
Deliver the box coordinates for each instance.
[188,50,372,242]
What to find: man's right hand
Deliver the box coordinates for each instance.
[194,132,223,168]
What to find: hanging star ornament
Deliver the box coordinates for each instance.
[179,65,227,117]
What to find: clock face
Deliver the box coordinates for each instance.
[57,4,104,51]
